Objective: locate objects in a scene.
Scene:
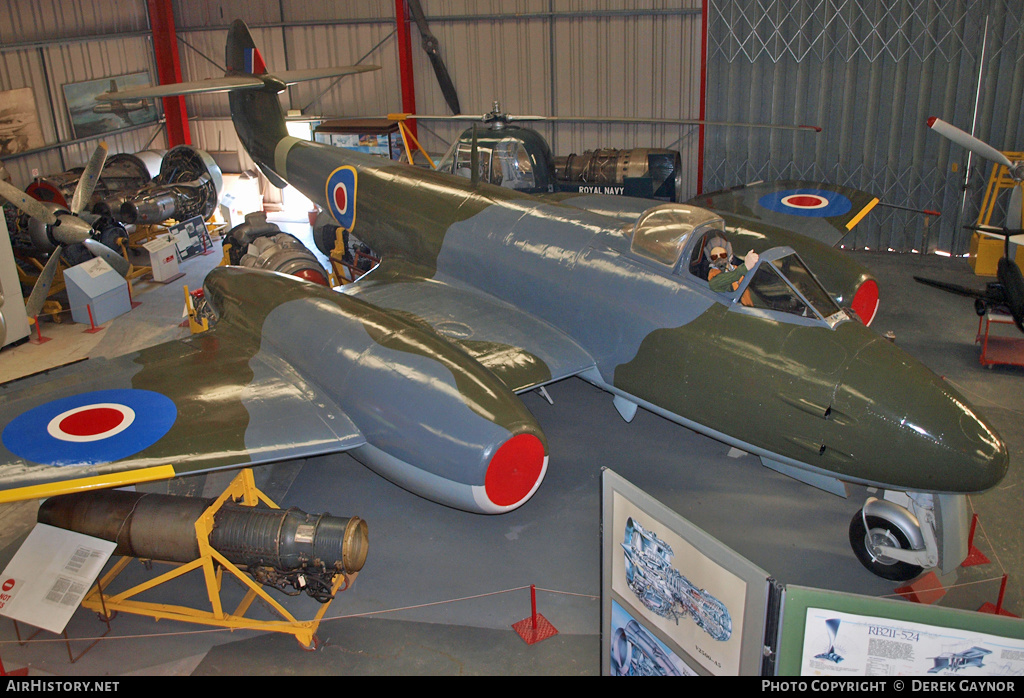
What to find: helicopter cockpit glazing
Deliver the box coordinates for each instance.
[439,138,536,190]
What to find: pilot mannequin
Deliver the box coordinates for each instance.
[707,236,759,296]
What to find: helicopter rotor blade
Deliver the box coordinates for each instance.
[70,141,108,216]
[24,245,63,319]
[401,112,821,132]
[405,0,461,115]
[0,179,57,226]
[82,238,130,277]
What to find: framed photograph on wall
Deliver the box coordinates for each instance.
[62,72,159,140]
[0,87,45,157]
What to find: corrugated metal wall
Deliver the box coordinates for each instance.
[705,0,1024,254]
[171,1,705,203]
[1,0,1019,254]
[396,1,705,197]
[0,0,157,187]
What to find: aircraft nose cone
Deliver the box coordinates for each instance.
[831,337,1008,492]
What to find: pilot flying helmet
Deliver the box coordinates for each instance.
[706,236,733,271]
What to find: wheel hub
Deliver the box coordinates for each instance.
[864,526,902,566]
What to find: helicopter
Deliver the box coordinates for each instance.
[404,101,821,202]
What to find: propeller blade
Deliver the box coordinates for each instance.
[426,53,461,116]
[0,179,57,225]
[387,113,485,121]
[927,117,1014,169]
[82,238,130,277]
[1009,185,1023,232]
[71,141,108,216]
[406,0,461,115]
[24,246,62,319]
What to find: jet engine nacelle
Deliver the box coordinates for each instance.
[204,267,549,514]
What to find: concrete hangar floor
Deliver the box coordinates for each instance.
[0,218,1019,676]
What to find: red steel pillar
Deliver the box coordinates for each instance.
[147,0,191,146]
[697,0,708,195]
[395,0,418,139]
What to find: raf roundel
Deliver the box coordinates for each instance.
[758,188,853,218]
[2,389,177,467]
[325,165,358,231]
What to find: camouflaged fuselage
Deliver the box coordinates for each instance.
[243,115,1007,495]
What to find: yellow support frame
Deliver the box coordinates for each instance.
[79,469,357,649]
[977,151,1024,228]
[388,113,438,170]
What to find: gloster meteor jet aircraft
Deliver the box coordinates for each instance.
[0,21,1007,582]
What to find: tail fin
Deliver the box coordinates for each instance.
[91,19,378,189]
[224,21,289,188]
[226,20,268,75]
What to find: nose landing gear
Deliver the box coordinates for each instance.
[848,492,969,582]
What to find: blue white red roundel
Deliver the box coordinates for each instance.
[326,166,358,231]
[758,189,853,218]
[2,389,177,467]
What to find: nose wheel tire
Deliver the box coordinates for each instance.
[848,510,924,582]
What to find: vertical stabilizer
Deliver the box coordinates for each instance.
[225,21,289,188]
[226,20,268,76]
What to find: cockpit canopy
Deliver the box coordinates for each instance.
[740,249,845,324]
[629,204,725,270]
[626,203,848,326]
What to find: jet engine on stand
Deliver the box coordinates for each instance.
[38,489,368,603]
[223,211,330,286]
[110,145,223,225]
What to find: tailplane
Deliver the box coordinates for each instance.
[94,20,378,187]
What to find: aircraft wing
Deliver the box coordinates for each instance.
[0,328,365,502]
[346,262,597,393]
[689,180,879,247]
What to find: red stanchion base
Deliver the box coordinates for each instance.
[29,317,51,344]
[962,545,991,567]
[512,613,558,645]
[83,325,105,334]
[977,602,1020,617]
[894,571,947,605]
[962,513,991,567]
